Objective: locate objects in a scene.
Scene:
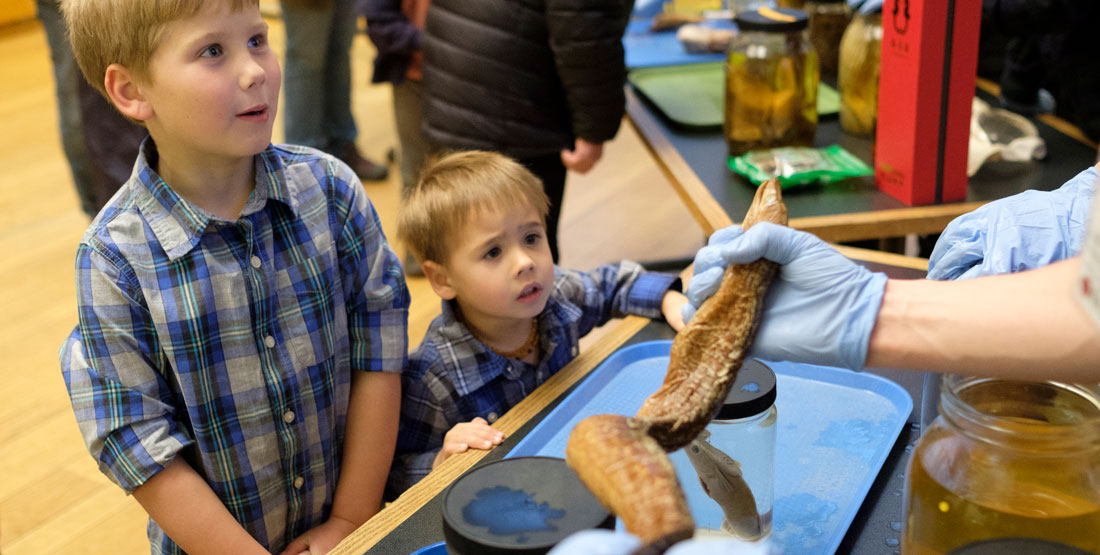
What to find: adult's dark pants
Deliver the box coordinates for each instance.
[518,154,567,264]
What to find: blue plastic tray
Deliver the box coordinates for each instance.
[624,18,732,69]
[505,340,912,554]
[409,541,446,555]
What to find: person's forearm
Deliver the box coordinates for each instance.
[132,457,267,554]
[329,371,401,527]
[866,258,1100,382]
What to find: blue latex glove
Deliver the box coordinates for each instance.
[928,166,1097,281]
[847,0,883,14]
[547,529,770,555]
[682,223,887,370]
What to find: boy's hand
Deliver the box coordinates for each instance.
[661,290,689,331]
[560,138,604,174]
[278,515,359,555]
[432,417,505,468]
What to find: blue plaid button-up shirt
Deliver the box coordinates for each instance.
[60,140,409,554]
[387,262,676,497]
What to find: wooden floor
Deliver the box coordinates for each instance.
[0,16,703,554]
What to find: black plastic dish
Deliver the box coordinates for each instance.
[442,456,613,555]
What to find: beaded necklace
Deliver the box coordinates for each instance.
[485,319,539,359]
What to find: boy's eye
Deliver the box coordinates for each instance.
[248,34,267,48]
[484,246,501,260]
[200,44,223,58]
[525,232,541,245]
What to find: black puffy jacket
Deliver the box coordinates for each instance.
[421,0,632,159]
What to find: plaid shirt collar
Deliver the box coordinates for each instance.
[130,139,300,261]
[434,281,581,396]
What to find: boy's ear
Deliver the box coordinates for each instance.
[104,63,153,122]
[421,260,457,301]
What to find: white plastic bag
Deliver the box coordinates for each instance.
[967,97,1046,176]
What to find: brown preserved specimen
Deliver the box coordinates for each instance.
[566,179,788,553]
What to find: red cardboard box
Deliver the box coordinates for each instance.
[874,0,981,206]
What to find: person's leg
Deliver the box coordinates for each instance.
[323,0,357,146]
[322,0,389,180]
[393,77,432,274]
[393,78,430,199]
[518,154,567,264]
[280,0,333,150]
[38,0,96,216]
[78,76,146,212]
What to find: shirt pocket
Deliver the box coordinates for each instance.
[284,285,338,370]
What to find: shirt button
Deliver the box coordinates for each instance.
[283,411,295,424]
[571,346,579,356]
[264,335,276,348]
[293,476,304,489]
[250,255,261,269]
[487,412,499,423]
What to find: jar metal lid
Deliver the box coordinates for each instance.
[715,358,777,420]
[441,456,613,555]
[734,7,809,32]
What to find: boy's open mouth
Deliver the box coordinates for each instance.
[238,105,267,117]
[518,283,542,302]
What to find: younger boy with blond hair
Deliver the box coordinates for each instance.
[388,150,688,496]
[58,1,409,553]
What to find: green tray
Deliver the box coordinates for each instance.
[628,62,839,130]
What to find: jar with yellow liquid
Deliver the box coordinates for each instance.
[838,11,881,136]
[725,7,819,156]
[903,376,1100,554]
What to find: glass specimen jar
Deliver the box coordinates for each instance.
[838,11,882,136]
[903,375,1100,554]
[805,0,851,77]
[725,7,819,156]
[687,359,777,541]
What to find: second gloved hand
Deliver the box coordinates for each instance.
[928,166,1096,281]
[682,223,887,370]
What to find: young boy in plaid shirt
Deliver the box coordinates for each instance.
[387,150,688,497]
[58,1,408,552]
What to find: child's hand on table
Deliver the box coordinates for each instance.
[278,516,359,555]
[433,417,505,468]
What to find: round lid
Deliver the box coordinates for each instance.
[715,358,777,420]
[734,7,809,32]
[442,456,613,555]
[947,538,1094,555]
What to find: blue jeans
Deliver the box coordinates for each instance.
[280,0,359,151]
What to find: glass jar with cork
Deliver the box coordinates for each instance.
[724,7,819,156]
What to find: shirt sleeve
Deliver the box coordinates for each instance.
[555,260,679,336]
[387,352,454,498]
[1076,192,1100,329]
[62,244,191,493]
[332,162,411,374]
[544,0,631,143]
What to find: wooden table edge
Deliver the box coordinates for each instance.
[626,82,1097,245]
[330,311,660,555]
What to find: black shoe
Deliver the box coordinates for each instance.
[332,142,389,181]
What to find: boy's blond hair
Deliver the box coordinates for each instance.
[399,151,550,265]
[62,0,258,100]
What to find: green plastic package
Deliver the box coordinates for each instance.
[728,145,872,188]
